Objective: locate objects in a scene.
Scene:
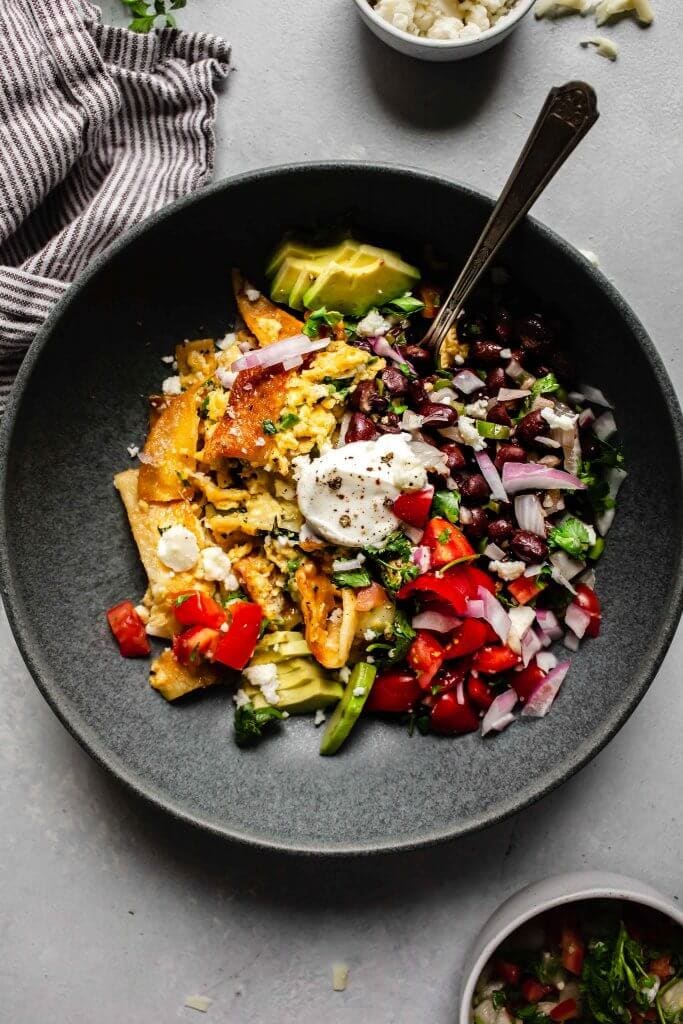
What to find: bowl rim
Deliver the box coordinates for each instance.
[351,0,536,50]
[1,160,683,856]
[459,872,683,1023]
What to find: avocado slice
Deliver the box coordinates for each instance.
[251,630,311,664]
[266,241,341,278]
[240,650,344,713]
[319,662,377,756]
[270,257,318,305]
[303,254,420,317]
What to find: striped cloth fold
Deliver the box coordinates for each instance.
[0,0,231,411]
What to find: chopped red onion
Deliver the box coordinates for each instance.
[231,333,329,372]
[536,608,562,638]
[578,407,595,429]
[481,688,518,736]
[550,550,585,580]
[216,366,237,389]
[497,387,531,402]
[552,567,577,595]
[453,369,486,395]
[371,336,416,374]
[505,358,525,381]
[459,507,474,526]
[535,435,562,449]
[404,524,424,545]
[400,410,425,432]
[563,629,580,652]
[521,627,543,667]
[596,467,627,537]
[411,545,431,574]
[501,463,586,494]
[456,680,465,705]
[581,384,613,409]
[565,602,591,639]
[433,388,460,407]
[577,567,596,591]
[535,625,553,649]
[478,585,511,644]
[524,563,545,578]
[464,598,485,619]
[409,439,450,476]
[521,661,571,717]
[332,554,366,572]
[475,450,508,502]
[514,494,546,536]
[338,413,351,446]
[411,610,461,633]
[484,542,506,560]
[536,651,558,673]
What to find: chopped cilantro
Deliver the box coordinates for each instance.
[286,558,302,575]
[278,412,300,431]
[234,703,285,747]
[367,609,415,664]
[384,293,425,315]
[491,990,507,1010]
[438,528,451,543]
[173,593,193,607]
[332,568,372,589]
[364,530,419,593]
[262,419,277,435]
[548,517,591,558]
[433,489,460,524]
[302,306,343,338]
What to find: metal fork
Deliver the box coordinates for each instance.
[425,81,599,364]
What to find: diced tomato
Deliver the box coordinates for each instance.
[420,283,441,319]
[561,925,585,976]
[365,670,421,713]
[444,619,495,660]
[430,689,479,734]
[467,675,495,710]
[521,979,553,1004]
[107,600,151,658]
[422,518,475,569]
[495,960,521,986]
[408,631,446,689]
[550,999,578,1022]
[173,591,227,629]
[511,660,546,702]
[213,601,263,671]
[355,582,388,612]
[463,564,497,596]
[472,644,520,675]
[508,576,545,605]
[172,624,219,666]
[649,955,674,981]
[398,569,471,615]
[393,487,434,530]
[574,583,602,637]
[432,662,468,696]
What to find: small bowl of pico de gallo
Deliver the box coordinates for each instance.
[460,871,683,1024]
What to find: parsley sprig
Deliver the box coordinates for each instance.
[121,0,186,31]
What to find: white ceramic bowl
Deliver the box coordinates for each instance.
[351,0,536,62]
[459,871,683,1024]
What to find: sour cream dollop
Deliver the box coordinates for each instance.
[294,434,429,548]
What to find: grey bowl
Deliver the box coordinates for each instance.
[1,163,682,855]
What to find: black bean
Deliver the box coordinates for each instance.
[349,380,387,415]
[510,529,549,563]
[494,444,527,472]
[463,507,489,541]
[580,430,601,460]
[440,443,467,472]
[493,308,513,345]
[408,380,429,407]
[487,402,512,427]
[346,412,379,443]
[488,517,514,545]
[380,367,409,396]
[401,345,432,373]
[418,401,459,428]
[548,348,576,384]
[461,317,487,341]
[470,340,503,365]
[516,313,552,354]
[486,366,506,396]
[458,472,490,505]
[515,409,548,447]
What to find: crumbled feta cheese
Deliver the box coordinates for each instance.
[245,287,261,302]
[454,354,465,365]
[314,709,326,727]
[458,414,487,451]
[199,546,235,585]
[332,554,366,572]
[489,559,526,581]
[581,35,619,59]
[243,662,280,705]
[339,666,351,684]
[579,249,600,266]
[464,398,489,420]
[332,964,349,992]
[216,366,237,389]
[366,655,375,664]
[254,437,266,448]
[541,406,578,431]
[162,375,182,396]
[329,608,343,625]
[161,354,174,364]
[127,444,139,458]
[363,629,378,641]
[499,347,512,359]
[184,995,212,1013]
[374,0,519,39]
[156,525,200,572]
[217,332,237,351]
[356,308,390,338]
[134,604,150,623]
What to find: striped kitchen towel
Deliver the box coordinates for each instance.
[0,0,231,411]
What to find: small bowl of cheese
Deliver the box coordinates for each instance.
[352,0,536,61]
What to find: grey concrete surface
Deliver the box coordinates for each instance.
[2,1,682,1021]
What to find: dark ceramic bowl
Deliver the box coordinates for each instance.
[1,164,682,855]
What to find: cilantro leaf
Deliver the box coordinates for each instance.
[367,609,415,664]
[278,412,300,431]
[548,517,591,558]
[234,703,285,747]
[433,489,460,524]
[262,419,277,435]
[332,569,372,589]
[384,294,425,315]
[364,530,419,594]
[302,306,343,338]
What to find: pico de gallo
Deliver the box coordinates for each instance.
[107,240,626,754]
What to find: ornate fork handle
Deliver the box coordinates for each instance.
[426,82,599,359]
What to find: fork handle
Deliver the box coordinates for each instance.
[427,82,599,357]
